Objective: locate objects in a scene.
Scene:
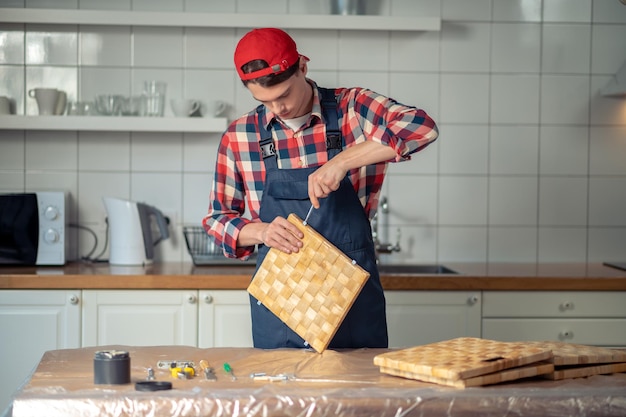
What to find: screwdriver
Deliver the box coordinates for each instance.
[223,362,236,381]
[199,360,217,381]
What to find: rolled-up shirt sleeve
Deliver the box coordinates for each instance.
[346,88,439,161]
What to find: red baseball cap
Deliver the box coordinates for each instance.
[234,28,308,81]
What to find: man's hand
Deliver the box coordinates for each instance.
[307,158,346,209]
[260,216,304,253]
[308,141,397,208]
[238,216,304,254]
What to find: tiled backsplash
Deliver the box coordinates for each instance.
[0,0,625,264]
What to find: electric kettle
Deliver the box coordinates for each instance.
[103,197,170,265]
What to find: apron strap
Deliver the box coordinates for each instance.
[256,87,342,165]
[318,87,343,151]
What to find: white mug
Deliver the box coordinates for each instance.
[28,88,66,115]
[0,96,11,115]
[170,99,201,117]
[208,100,227,117]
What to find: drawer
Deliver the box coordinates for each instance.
[482,291,626,317]
[482,318,626,347]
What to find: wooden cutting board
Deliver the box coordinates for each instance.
[373,337,553,387]
[546,362,626,380]
[380,362,554,388]
[526,341,626,365]
[525,341,626,380]
[247,213,370,353]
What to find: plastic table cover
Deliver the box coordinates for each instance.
[9,345,626,417]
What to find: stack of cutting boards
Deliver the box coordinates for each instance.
[373,337,626,388]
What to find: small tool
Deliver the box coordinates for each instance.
[250,373,290,382]
[170,362,195,379]
[223,362,237,381]
[146,367,155,381]
[303,204,315,226]
[199,360,217,381]
[157,360,195,370]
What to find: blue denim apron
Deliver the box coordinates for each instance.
[250,87,388,349]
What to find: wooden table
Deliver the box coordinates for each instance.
[11,345,626,417]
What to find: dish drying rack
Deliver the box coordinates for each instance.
[183,226,256,266]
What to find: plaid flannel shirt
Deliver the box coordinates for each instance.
[202,80,438,260]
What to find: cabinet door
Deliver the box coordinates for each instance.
[483,291,626,347]
[0,290,80,413]
[198,290,253,348]
[482,318,626,347]
[385,291,481,348]
[82,290,198,347]
[483,291,626,317]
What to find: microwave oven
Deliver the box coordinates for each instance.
[0,191,68,265]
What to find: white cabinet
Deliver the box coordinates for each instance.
[482,291,626,348]
[82,290,198,347]
[198,290,253,348]
[0,290,80,414]
[385,291,482,348]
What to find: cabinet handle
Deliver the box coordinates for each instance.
[204,294,214,304]
[467,295,479,305]
[186,294,197,304]
[68,294,80,305]
[559,330,574,340]
[559,301,574,312]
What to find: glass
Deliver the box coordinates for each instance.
[67,101,93,116]
[143,81,166,117]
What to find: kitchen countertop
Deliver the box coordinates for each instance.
[1,262,625,290]
[11,345,626,417]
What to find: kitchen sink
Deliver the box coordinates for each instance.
[377,264,458,275]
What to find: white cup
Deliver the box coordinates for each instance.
[170,99,201,117]
[0,96,11,115]
[28,88,66,115]
[208,100,227,117]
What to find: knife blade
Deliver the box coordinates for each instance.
[303,204,315,226]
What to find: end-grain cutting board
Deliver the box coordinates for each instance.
[373,337,554,387]
[526,341,626,366]
[525,341,626,380]
[247,213,370,353]
[379,361,554,388]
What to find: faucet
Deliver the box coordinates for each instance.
[371,196,401,262]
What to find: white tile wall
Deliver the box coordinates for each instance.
[1,0,626,264]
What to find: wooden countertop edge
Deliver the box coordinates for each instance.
[1,274,625,291]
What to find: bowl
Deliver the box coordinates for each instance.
[94,94,124,116]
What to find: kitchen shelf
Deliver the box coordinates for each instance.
[0,115,228,133]
[0,8,441,31]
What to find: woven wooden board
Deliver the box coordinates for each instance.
[545,361,626,380]
[380,361,555,388]
[247,213,370,353]
[526,341,626,365]
[373,337,553,382]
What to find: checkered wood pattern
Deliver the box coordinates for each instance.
[374,337,554,385]
[379,362,554,388]
[526,341,626,366]
[526,341,626,380]
[247,213,370,353]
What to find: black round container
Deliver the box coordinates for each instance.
[94,350,131,385]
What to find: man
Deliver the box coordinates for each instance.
[203,28,438,349]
